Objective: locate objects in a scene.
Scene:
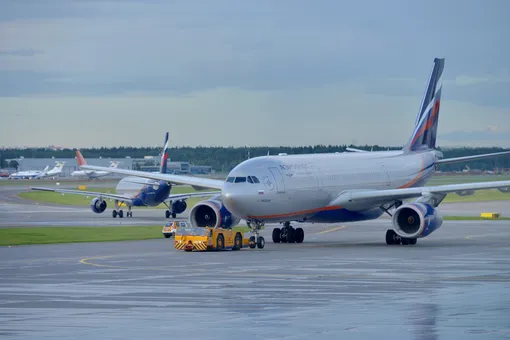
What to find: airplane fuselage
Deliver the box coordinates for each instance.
[115,176,171,207]
[221,150,437,224]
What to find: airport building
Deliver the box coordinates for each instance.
[8,156,211,177]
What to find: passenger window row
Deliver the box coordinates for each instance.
[226,176,260,184]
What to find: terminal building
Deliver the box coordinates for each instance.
[8,156,211,177]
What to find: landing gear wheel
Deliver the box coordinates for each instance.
[233,233,242,250]
[216,234,225,251]
[112,210,117,218]
[295,228,304,243]
[118,210,123,218]
[409,238,417,245]
[401,238,410,245]
[272,228,281,243]
[165,210,171,218]
[257,236,265,249]
[385,229,401,245]
[164,234,171,239]
[286,228,295,243]
[249,236,256,249]
[172,212,176,218]
[126,212,132,218]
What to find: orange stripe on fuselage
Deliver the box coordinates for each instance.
[248,205,343,220]
[398,154,425,189]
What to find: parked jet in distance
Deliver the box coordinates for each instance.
[9,166,49,180]
[71,155,119,179]
[37,161,66,179]
[79,58,510,248]
[31,133,219,218]
[9,162,65,180]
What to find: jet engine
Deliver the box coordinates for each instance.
[455,190,475,196]
[90,197,107,214]
[189,199,241,229]
[172,200,187,214]
[392,203,443,239]
[498,186,510,193]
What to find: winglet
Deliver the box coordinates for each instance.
[76,150,87,166]
[403,58,445,153]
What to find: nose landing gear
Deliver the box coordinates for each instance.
[247,219,265,249]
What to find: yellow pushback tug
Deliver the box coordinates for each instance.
[174,226,264,251]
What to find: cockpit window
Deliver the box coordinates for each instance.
[226,177,235,183]
[251,176,260,183]
[247,176,253,183]
[234,177,246,183]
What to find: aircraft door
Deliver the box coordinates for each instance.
[268,167,286,193]
[379,163,391,187]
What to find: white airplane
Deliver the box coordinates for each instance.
[79,58,510,248]
[71,155,119,179]
[36,161,66,179]
[31,133,220,218]
[9,166,50,180]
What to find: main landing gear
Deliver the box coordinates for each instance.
[385,229,417,245]
[112,201,133,218]
[272,222,304,244]
[163,202,177,219]
[247,220,265,249]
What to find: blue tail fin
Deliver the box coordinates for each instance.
[403,58,445,152]
[160,132,169,174]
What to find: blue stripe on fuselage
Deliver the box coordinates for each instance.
[131,180,171,207]
[308,207,384,223]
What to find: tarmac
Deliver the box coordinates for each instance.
[1,182,510,339]
[1,220,510,339]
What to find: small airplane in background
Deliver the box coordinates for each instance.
[31,133,220,218]
[71,156,119,180]
[9,162,65,180]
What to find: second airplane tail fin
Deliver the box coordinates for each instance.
[403,58,445,153]
[160,132,169,174]
[76,150,87,167]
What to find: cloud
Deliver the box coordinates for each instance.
[1,85,509,148]
[440,127,510,143]
[0,48,43,57]
[451,74,510,86]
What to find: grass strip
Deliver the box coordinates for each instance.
[0,225,252,246]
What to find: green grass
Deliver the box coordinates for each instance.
[0,225,251,246]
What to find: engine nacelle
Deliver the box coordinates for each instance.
[498,186,510,193]
[172,200,187,214]
[455,190,475,196]
[392,203,443,239]
[189,199,241,229]
[90,197,107,214]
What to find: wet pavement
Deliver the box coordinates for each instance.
[1,220,509,339]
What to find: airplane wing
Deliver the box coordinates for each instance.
[165,191,221,202]
[330,180,510,207]
[79,165,225,190]
[437,151,510,164]
[30,187,134,205]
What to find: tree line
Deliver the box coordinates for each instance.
[1,145,509,172]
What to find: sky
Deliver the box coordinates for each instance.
[1,0,509,149]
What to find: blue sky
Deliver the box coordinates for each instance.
[1,0,509,148]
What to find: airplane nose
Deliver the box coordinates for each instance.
[221,189,243,216]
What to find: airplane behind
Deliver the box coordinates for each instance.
[78,58,510,248]
[36,162,66,179]
[9,165,50,180]
[71,156,119,180]
[31,133,219,218]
